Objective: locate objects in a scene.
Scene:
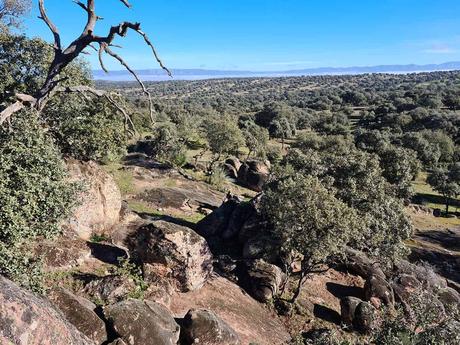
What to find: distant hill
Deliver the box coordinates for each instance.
[93,61,460,81]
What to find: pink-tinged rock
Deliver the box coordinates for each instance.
[65,159,122,240]
[0,276,94,345]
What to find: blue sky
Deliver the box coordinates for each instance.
[24,0,460,71]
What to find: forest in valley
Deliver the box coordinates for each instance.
[0,1,459,344]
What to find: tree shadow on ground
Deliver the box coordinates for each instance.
[412,193,460,209]
[313,304,341,325]
[135,212,198,230]
[415,230,460,251]
[326,282,364,300]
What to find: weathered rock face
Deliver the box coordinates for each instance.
[0,276,94,345]
[244,260,285,303]
[34,237,92,270]
[237,160,270,192]
[104,299,180,345]
[394,260,448,290]
[66,159,122,240]
[83,275,137,305]
[391,274,422,303]
[121,220,213,292]
[48,288,107,344]
[353,302,376,333]
[364,275,395,308]
[137,185,223,212]
[169,276,291,345]
[181,309,240,345]
[340,296,363,326]
[340,297,376,333]
[342,248,386,280]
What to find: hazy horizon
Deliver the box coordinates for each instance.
[23,1,460,73]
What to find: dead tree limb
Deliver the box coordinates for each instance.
[0,0,170,126]
[54,85,137,135]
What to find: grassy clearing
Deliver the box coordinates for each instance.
[127,200,164,216]
[102,162,135,196]
[412,172,460,213]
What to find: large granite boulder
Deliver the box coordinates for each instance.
[244,260,285,303]
[342,248,386,279]
[117,220,213,292]
[364,275,395,308]
[48,288,107,344]
[181,309,240,345]
[223,157,242,179]
[340,297,376,333]
[353,302,376,333]
[104,299,180,345]
[340,296,363,326]
[66,159,122,240]
[196,197,241,238]
[0,276,94,345]
[237,160,270,192]
[169,276,291,345]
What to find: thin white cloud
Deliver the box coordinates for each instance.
[422,44,457,54]
[263,60,315,66]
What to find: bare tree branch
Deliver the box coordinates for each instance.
[119,0,132,8]
[55,85,137,135]
[0,101,27,124]
[38,0,61,50]
[104,45,156,122]
[98,43,109,73]
[0,0,170,126]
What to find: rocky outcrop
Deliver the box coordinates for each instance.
[137,185,223,212]
[116,220,213,292]
[83,275,137,305]
[340,296,363,326]
[104,299,180,345]
[342,247,386,279]
[196,194,277,262]
[391,274,421,303]
[196,196,242,238]
[340,297,376,333]
[48,288,107,344]
[353,301,376,333]
[223,157,242,179]
[170,276,291,345]
[181,309,240,345]
[393,260,447,290]
[244,260,285,303]
[66,159,122,240]
[364,275,395,308]
[237,160,270,192]
[0,276,94,345]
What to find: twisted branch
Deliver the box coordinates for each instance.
[0,0,170,126]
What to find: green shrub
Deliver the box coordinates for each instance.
[43,94,126,162]
[0,111,80,244]
[0,111,80,290]
[0,244,44,293]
